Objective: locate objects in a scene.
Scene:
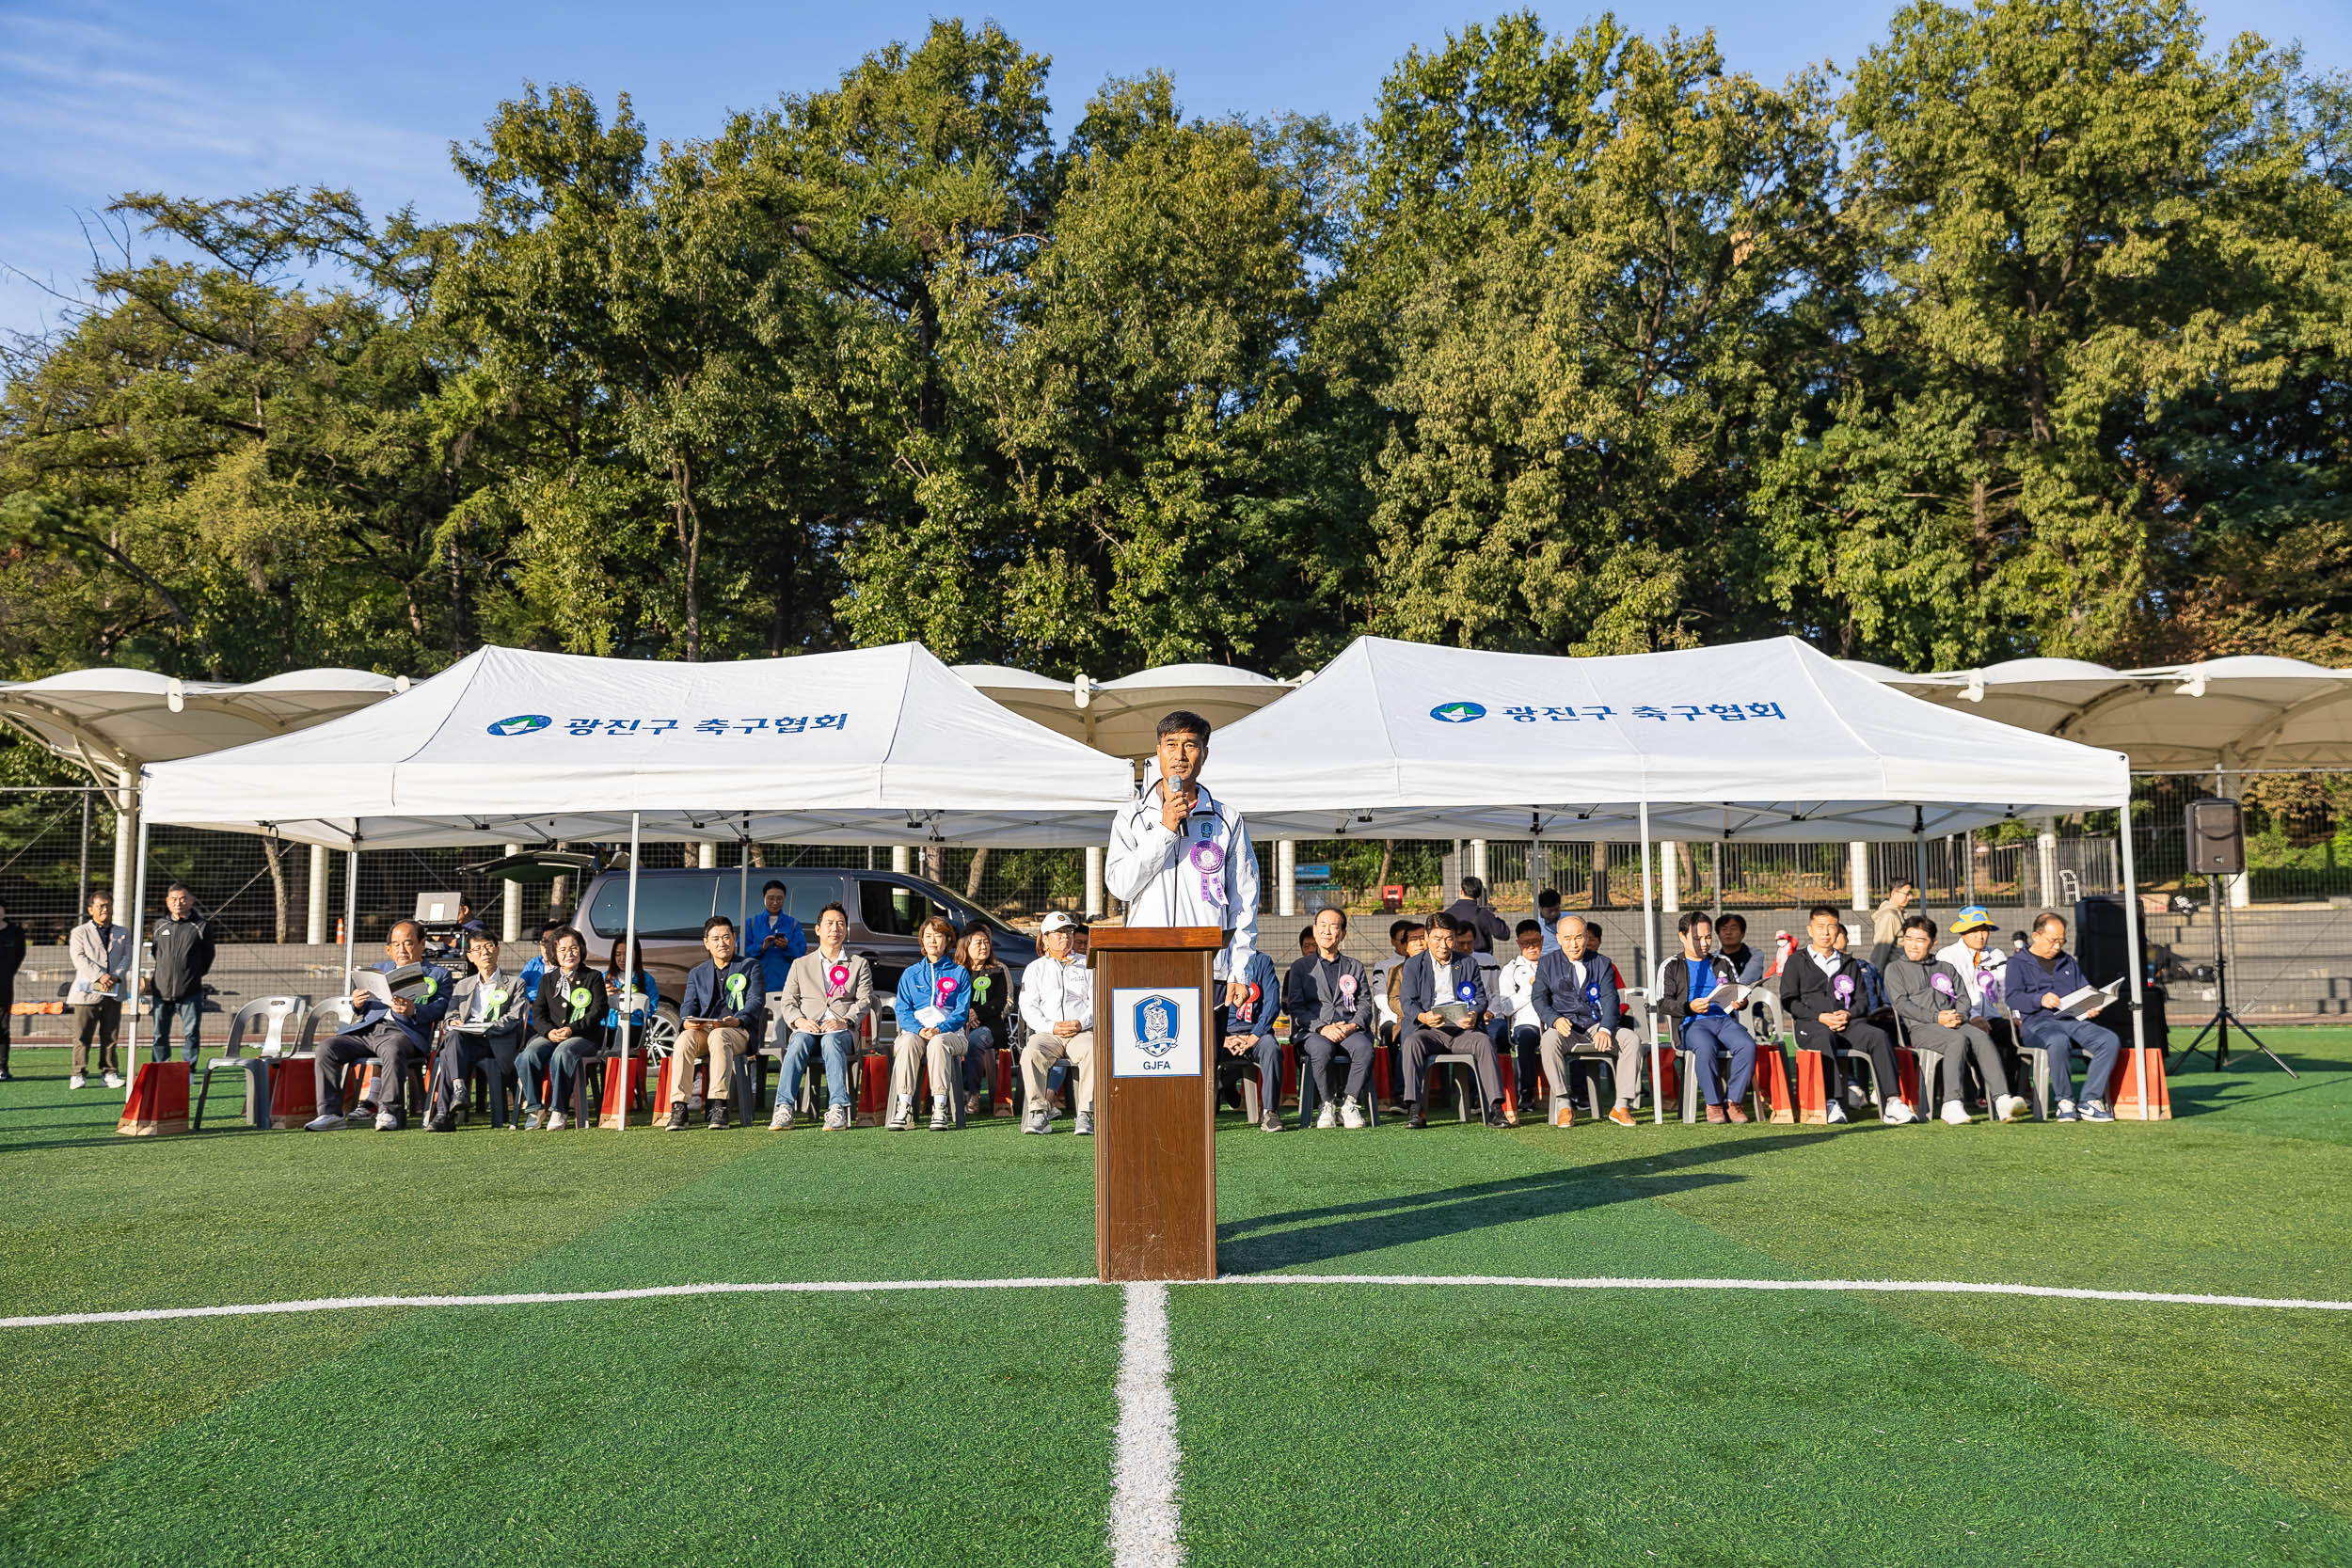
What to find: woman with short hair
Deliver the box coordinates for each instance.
[955,926,1012,1117]
[890,915,970,1130]
[516,929,607,1131]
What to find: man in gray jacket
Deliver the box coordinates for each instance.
[776,902,875,1131]
[1289,907,1377,1128]
[67,890,131,1089]
[1885,917,2023,1125]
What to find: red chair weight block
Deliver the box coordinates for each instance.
[118,1061,191,1137]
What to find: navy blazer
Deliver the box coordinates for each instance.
[1398,947,1488,1025]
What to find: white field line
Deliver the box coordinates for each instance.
[5,1273,2350,1330]
[1109,1282,1184,1568]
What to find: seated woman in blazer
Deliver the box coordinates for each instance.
[516,929,608,1131]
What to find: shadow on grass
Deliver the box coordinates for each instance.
[1216,1129,1841,1273]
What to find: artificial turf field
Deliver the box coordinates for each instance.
[1,1033,2347,1567]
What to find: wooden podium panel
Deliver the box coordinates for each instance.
[1091,926,1221,1282]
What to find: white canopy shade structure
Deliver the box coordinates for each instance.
[1849,656,2352,773]
[1205,635,2150,1120]
[953,661,1291,760]
[141,642,1135,849]
[0,666,405,777]
[1208,636,2128,841]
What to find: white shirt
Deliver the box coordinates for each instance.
[1497,954,1541,1027]
[1019,954,1093,1032]
[1431,954,1455,1005]
[1105,764,1261,973]
[469,972,508,1022]
[1937,939,2007,1012]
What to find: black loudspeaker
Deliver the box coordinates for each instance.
[2073,896,2145,991]
[2186,798,2245,876]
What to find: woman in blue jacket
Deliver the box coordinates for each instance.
[889,916,971,1131]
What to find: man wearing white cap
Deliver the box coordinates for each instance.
[1105,709,1261,1012]
[1019,911,1096,1134]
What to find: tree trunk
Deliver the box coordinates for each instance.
[963,847,990,902]
[262,836,290,942]
[1375,840,1394,897]
[923,845,945,884]
[673,452,702,662]
[446,527,469,657]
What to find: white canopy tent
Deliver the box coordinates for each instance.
[953,661,1292,762]
[1204,636,2146,1118]
[130,643,1135,1117]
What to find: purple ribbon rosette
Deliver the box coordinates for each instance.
[1833,973,1855,1008]
[1188,834,1228,910]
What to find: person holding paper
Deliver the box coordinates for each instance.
[1398,912,1506,1129]
[1534,913,1649,1126]
[889,915,972,1131]
[1291,907,1377,1128]
[1018,911,1094,1135]
[514,929,607,1130]
[673,915,764,1131]
[1657,911,1757,1123]
[425,931,530,1131]
[306,921,453,1132]
[2003,912,2121,1122]
[1105,709,1260,1009]
[1212,943,1287,1132]
[1781,906,1915,1125]
[1886,917,2026,1125]
[748,880,808,997]
[956,927,1013,1117]
[776,902,875,1132]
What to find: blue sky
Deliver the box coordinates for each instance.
[3,0,2346,341]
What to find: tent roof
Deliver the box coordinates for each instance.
[1202,636,2127,842]
[139,643,1134,848]
[953,661,1292,760]
[0,666,404,778]
[1850,657,2352,771]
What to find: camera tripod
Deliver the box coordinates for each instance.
[2178,873,2296,1077]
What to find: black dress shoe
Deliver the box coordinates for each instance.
[1484,1102,1510,1129]
[1406,1105,1428,1129]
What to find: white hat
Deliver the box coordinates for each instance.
[1039,911,1083,934]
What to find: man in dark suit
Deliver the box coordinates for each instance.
[1780,905,1915,1125]
[1442,877,1512,954]
[1397,912,1507,1128]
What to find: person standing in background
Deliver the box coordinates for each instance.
[146,883,219,1066]
[67,890,130,1090]
[747,880,807,999]
[0,899,24,1081]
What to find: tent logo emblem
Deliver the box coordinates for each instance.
[486,714,550,738]
[1429,701,1486,724]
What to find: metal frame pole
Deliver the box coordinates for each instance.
[614,813,642,1131]
[122,816,151,1090]
[1640,794,1661,1126]
[342,849,358,992]
[2120,795,2149,1114]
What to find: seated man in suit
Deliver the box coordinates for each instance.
[1290,907,1377,1128]
[675,914,766,1131]
[1535,912,1649,1126]
[1657,911,1756,1123]
[1398,912,1507,1128]
[1214,942,1286,1131]
[2003,911,2121,1123]
[776,902,876,1132]
[307,921,453,1132]
[427,931,529,1132]
[1781,905,1913,1125]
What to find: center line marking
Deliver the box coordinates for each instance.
[1109,1281,1184,1568]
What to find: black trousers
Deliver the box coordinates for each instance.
[1302,1027,1377,1101]
[316,1020,425,1117]
[1402,1024,1502,1111]
[1792,1017,1901,1104]
[432,1032,520,1126]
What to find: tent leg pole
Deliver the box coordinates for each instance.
[739,825,750,930]
[342,849,358,993]
[1640,797,1661,1126]
[2120,797,2148,1116]
[618,813,641,1132]
[123,816,150,1089]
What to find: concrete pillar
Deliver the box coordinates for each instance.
[1661,841,1680,913]
[1528,841,1550,913]
[892,845,912,876]
[2036,818,2059,911]
[306,843,330,944]
[1469,838,1488,883]
[1276,839,1296,918]
[696,842,717,870]
[501,842,524,942]
[109,768,135,904]
[1848,842,1870,911]
[1084,845,1105,918]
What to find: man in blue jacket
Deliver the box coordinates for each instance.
[306,921,452,1132]
[1398,911,1505,1128]
[2004,911,2120,1122]
[1215,943,1287,1132]
[673,914,766,1131]
[748,880,808,997]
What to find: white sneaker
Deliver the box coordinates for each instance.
[1996,1094,2026,1123]
[886,1094,914,1131]
[373,1110,399,1131]
[103,1071,125,1089]
[821,1105,850,1131]
[1023,1109,1053,1134]
[1315,1100,1338,1129]
[1340,1097,1367,1130]
[930,1097,953,1130]
[546,1112,566,1131]
[1073,1109,1094,1136]
[68,1073,86,1090]
[1883,1100,1916,1125]
[1825,1101,1849,1124]
[304,1113,348,1132]
[770,1105,793,1131]
[1940,1101,1970,1126]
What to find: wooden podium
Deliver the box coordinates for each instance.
[1090,926,1221,1281]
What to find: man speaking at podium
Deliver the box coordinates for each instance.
[1106,709,1261,1009]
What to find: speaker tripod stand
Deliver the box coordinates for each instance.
[2178,872,2296,1077]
